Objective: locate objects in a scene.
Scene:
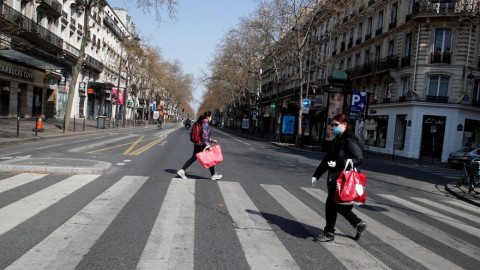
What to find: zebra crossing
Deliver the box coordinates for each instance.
[1,173,479,269]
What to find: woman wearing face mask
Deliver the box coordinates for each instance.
[311,113,367,242]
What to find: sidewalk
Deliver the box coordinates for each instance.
[0,117,161,174]
[219,127,480,207]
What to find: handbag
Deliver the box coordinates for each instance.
[196,144,224,168]
[333,159,367,205]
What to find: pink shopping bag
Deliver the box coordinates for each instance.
[196,144,224,168]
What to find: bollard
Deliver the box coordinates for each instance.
[35,117,38,136]
[16,114,20,137]
[73,115,76,133]
[83,117,86,131]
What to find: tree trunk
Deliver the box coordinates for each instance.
[63,4,91,132]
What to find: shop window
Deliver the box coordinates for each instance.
[360,115,389,148]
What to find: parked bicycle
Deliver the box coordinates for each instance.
[458,158,480,194]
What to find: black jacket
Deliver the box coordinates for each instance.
[313,129,363,190]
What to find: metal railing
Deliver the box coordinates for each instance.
[0,3,63,49]
[39,0,62,16]
[345,55,399,78]
[431,52,451,64]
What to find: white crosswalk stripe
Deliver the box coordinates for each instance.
[1,173,479,269]
[6,175,148,270]
[0,174,99,236]
[263,185,391,270]
[137,178,195,270]
[378,194,480,237]
[218,181,300,269]
[0,173,46,193]
[303,188,463,270]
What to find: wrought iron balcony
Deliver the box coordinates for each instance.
[84,55,104,72]
[345,55,399,78]
[365,33,371,41]
[356,38,362,45]
[0,2,63,52]
[103,15,124,40]
[401,55,411,67]
[37,0,62,17]
[63,41,80,58]
[332,50,337,56]
[61,11,68,25]
[368,0,375,7]
[413,0,479,16]
[405,13,413,22]
[431,51,451,64]
[375,27,383,36]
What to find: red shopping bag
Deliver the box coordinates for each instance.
[196,144,224,168]
[334,159,367,205]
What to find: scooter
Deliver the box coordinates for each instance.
[185,122,191,129]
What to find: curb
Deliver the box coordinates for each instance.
[445,183,480,207]
[0,158,112,175]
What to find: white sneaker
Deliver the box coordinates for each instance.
[177,169,187,179]
[211,173,222,181]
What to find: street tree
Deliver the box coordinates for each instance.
[63,0,176,131]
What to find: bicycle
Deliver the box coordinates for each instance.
[458,158,480,194]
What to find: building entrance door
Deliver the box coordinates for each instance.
[420,115,446,161]
[394,115,407,150]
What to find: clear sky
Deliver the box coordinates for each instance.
[108,0,259,111]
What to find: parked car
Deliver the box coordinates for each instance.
[448,147,480,167]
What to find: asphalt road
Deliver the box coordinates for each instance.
[0,125,479,269]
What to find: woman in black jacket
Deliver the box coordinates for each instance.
[312,114,367,242]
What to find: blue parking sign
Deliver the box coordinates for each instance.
[351,91,366,113]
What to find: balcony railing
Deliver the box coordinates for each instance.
[84,55,104,72]
[413,0,480,16]
[61,11,68,24]
[332,50,337,56]
[375,27,383,36]
[356,38,362,45]
[405,13,413,22]
[345,55,399,78]
[365,33,371,41]
[431,51,451,64]
[368,0,375,7]
[63,41,79,58]
[38,0,62,17]
[103,15,124,40]
[0,3,63,50]
[426,95,448,103]
[401,55,411,67]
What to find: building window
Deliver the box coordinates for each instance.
[391,2,398,23]
[473,81,480,106]
[355,53,361,65]
[388,40,395,56]
[432,28,452,63]
[357,22,363,39]
[360,115,389,148]
[427,75,449,102]
[406,0,414,15]
[375,45,381,60]
[399,77,409,101]
[377,11,383,31]
[367,17,373,35]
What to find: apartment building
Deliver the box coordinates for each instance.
[261,0,480,162]
[0,0,136,121]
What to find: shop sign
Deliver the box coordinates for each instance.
[0,64,36,80]
[46,78,56,85]
[282,115,295,135]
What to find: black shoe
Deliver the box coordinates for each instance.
[354,221,368,240]
[316,232,334,242]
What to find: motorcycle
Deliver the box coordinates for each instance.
[185,122,191,129]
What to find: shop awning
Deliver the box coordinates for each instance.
[0,50,63,71]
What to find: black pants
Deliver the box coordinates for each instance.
[324,185,361,234]
[182,144,215,175]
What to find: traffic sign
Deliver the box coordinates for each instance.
[302,99,310,108]
[253,110,258,116]
[351,91,366,113]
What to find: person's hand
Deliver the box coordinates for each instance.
[212,139,218,143]
[336,182,341,191]
[327,161,336,168]
[204,145,211,151]
[311,177,318,187]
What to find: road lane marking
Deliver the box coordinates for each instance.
[69,134,137,152]
[215,130,251,146]
[0,173,47,194]
[302,188,462,270]
[262,185,390,270]
[0,174,99,236]
[5,176,148,270]
[378,194,480,237]
[411,197,480,224]
[129,136,165,155]
[123,135,145,155]
[35,143,64,150]
[137,178,195,269]
[443,199,480,215]
[0,152,21,157]
[87,137,158,154]
[365,200,480,261]
[218,181,299,270]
